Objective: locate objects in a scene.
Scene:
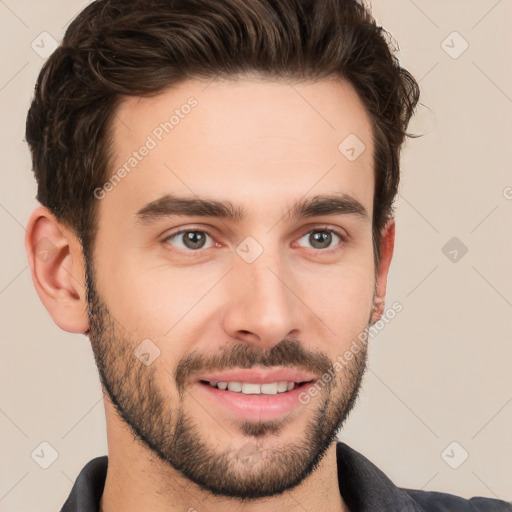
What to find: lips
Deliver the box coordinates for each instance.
[191,367,318,422]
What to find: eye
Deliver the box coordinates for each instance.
[163,229,215,251]
[295,228,345,251]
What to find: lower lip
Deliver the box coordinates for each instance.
[194,382,314,422]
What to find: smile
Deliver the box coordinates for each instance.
[194,370,317,422]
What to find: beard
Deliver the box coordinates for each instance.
[84,254,370,500]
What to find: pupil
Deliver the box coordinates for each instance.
[311,231,331,248]
[185,231,205,249]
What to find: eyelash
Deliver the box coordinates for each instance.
[162,225,347,256]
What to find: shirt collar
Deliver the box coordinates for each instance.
[336,441,423,511]
[60,455,107,512]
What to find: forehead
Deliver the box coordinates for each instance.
[102,77,374,226]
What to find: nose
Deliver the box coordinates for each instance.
[222,248,302,350]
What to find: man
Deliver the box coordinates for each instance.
[24,0,511,511]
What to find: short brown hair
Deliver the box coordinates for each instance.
[26,0,419,269]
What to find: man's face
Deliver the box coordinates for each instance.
[86,77,380,498]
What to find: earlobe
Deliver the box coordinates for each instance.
[371,218,395,325]
[25,206,89,334]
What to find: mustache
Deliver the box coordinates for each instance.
[174,339,333,393]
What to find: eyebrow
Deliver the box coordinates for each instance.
[135,192,369,224]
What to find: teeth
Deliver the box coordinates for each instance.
[207,380,297,394]
[261,383,278,395]
[277,381,288,393]
[227,382,242,392]
[242,383,261,394]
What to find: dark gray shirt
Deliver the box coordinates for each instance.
[60,441,512,511]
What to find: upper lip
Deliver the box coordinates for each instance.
[195,367,318,385]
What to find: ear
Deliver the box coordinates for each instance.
[371,218,395,325]
[25,205,89,334]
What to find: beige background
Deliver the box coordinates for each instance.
[1,1,511,510]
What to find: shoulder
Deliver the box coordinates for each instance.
[335,441,511,512]
[403,487,512,511]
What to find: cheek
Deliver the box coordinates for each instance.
[100,259,221,338]
[301,262,375,345]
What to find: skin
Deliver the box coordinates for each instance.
[25,76,395,512]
